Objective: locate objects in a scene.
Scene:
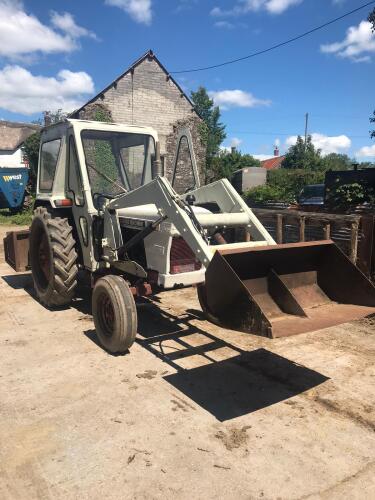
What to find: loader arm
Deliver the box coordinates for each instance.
[102,176,214,266]
[101,176,274,266]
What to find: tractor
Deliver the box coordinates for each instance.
[4,119,375,353]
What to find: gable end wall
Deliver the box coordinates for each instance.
[77,57,206,185]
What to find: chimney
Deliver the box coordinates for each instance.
[231,146,236,154]
[274,145,280,157]
[44,111,51,127]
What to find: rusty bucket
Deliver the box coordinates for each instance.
[199,241,375,338]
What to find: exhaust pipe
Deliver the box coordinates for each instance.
[152,142,163,178]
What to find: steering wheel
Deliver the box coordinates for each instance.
[92,192,116,210]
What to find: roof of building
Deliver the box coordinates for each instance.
[261,155,285,170]
[0,120,41,151]
[70,50,200,119]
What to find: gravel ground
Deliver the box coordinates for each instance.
[0,224,374,500]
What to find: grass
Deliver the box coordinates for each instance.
[0,208,33,226]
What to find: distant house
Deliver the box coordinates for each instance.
[70,50,206,190]
[259,146,285,170]
[0,121,40,168]
[261,155,285,170]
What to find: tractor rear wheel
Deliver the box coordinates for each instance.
[29,207,78,307]
[92,275,137,353]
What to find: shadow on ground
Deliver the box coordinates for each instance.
[135,303,329,421]
[2,272,32,290]
[2,273,329,421]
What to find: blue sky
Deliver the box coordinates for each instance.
[0,0,374,159]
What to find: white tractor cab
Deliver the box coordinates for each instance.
[4,119,375,354]
[35,119,208,289]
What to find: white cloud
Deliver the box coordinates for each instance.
[209,89,271,110]
[321,21,375,62]
[211,0,302,17]
[175,0,198,13]
[214,21,235,29]
[0,65,94,115]
[105,0,152,25]
[356,144,375,158]
[265,0,302,14]
[0,0,96,60]
[252,154,274,160]
[50,11,97,40]
[286,133,351,156]
[230,137,243,148]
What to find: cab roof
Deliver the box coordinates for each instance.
[41,119,158,140]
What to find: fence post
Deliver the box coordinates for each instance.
[323,223,331,240]
[350,221,359,264]
[276,214,283,244]
[299,216,305,242]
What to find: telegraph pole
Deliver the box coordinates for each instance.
[304,112,309,148]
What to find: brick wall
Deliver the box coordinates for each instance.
[75,55,206,187]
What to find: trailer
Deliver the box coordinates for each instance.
[0,167,29,213]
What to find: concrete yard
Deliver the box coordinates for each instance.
[0,224,374,500]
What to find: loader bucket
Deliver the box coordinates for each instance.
[202,241,375,338]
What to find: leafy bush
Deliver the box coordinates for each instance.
[243,169,326,205]
[326,182,375,209]
[244,184,291,204]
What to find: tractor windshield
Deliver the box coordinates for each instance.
[81,130,155,199]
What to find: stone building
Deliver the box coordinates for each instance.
[71,50,206,190]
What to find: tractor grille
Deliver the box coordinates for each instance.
[170,237,201,274]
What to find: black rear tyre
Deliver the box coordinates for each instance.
[29,207,78,307]
[92,275,137,353]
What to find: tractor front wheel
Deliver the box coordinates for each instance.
[92,275,137,353]
[197,283,221,326]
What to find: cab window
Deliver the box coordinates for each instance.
[81,130,155,197]
[39,139,61,191]
[68,136,84,206]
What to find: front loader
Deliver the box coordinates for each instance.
[4,119,375,353]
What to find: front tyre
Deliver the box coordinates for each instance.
[92,275,137,353]
[197,283,221,326]
[29,207,78,307]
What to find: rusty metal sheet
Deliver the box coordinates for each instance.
[4,230,30,272]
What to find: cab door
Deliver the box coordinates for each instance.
[67,131,96,271]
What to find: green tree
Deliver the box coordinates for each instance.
[244,169,326,205]
[370,111,375,140]
[22,131,41,191]
[190,87,226,182]
[210,149,260,180]
[358,161,375,169]
[321,153,352,171]
[369,7,375,30]
[281,135,323,170]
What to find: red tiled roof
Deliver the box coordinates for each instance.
[261,155,285,170]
